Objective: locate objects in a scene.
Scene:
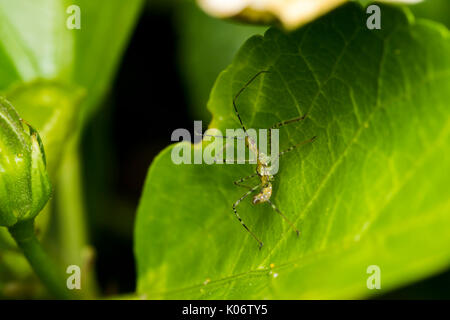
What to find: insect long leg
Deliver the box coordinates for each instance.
[234,173,258,189]
[278,136,317,158]
[222,159,257,164]
[233,184,264,248]
[271,114,308,130]
[213,141,230,164]
[194,130,248,164]
[213,142,257,164]
[233,70,270,132]
[196,131,246,141]
[267,199,299,237]
[269,114,308,153]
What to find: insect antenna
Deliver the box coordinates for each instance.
[278,136,317,158]
[233,70,270,132]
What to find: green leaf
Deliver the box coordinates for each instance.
[0,0,144,124]
[0,0,74,85]
[0,0,144,292]
[410,0,450,29]
[135,3,450,299]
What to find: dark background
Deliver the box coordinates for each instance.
[82,5,194,294]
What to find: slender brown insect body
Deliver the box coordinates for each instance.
[244,136,274,205]
[218,71,316,248]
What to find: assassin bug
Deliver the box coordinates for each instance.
[203,71,316,248]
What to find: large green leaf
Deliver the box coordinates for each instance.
[0,0,74,86]
[0,0,144,180]
[135,3,450,299]
[410,0,450,29]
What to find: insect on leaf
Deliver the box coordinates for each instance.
[135,3,450,299]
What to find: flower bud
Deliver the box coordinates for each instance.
[0,96,51,227]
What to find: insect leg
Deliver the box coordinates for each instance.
[194,131,247,164]
[216,142,257,164]
[198,133,246,141]
[213,141,230,164]
[270,114,308,130]
[233,184,264,248]
[223,159,257,164]
[278,136,317,158]
[234,173,258,189]
[199,136,246,164]
[233,70,270,132]
[267,199,300,237]
[269,114,308,153]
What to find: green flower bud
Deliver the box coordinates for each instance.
[0,96,51,227]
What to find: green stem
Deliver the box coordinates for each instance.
[8,219,72,299]
[57,137,88,266]
[56,136,98,298]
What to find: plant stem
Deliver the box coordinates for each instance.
[8,219,72,299]
[56,136,98,298]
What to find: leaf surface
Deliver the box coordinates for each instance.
[137,3,450,299]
